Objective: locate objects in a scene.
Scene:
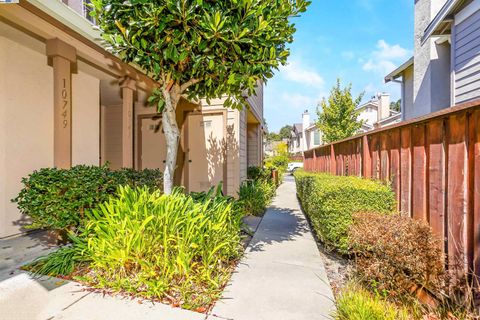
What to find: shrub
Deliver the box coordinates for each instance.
[247,166,271,181]
[294,170,396,253]
[238,179,276,216]
[30,186,243,310]
[335,283,410,320]
[13,165,162,232]
[349,212,445,298]
[265,155,289,182]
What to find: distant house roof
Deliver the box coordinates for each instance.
[305,123,318,132]
[356,99,379,111]
[290,123,303,139]
[384,57,414,83]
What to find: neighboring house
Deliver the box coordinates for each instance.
[288,110,322,154]
[264,139,288,157]
[288,94,399,154]
[385,0,480,120]
[357,93,401,132]
[0,0,264,238]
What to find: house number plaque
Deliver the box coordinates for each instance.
[61,78,68,128]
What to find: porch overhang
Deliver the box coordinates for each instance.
[421,0,465,44]
[384,57,414,83]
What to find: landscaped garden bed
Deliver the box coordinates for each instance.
[294,170,479,320]
[15,164,283,313]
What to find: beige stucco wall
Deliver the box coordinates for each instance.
[239,109,247,183]
[0,36,54,238]
[72,70,100,166]
[226,108,240,196]
[247,123,261,167]
[403,65,415,120]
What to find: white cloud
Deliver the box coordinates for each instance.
[362,40,411,75]
[279,60,325,89]
[375,40,409,60]
[356,0,375,11]
[341,51,355,60]
[280,93,319,110]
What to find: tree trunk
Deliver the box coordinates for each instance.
[161,85,181,194]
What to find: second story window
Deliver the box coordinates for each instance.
[82,0,96,24]
[314,131,320,146]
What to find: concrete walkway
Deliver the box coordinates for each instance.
[209,176,335,320]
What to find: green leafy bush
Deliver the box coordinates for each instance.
[294,170,396,253]
[238,179,276,216]
[30,186,242,310]
[13,165,162,232]
[335,283,410,320]
[247,166,272,181]
[349,212,445,297]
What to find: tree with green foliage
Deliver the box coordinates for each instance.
[390,99,401,112]
[279,125,293,140]
[91,0,310,194]
[316,79,364,143]
[266,125,293,142]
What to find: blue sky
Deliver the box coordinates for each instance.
[264,0,414,132]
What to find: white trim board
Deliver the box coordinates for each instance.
[455,0,480,26]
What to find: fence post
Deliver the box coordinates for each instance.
[362,135,371,178]
[330,144,336,175]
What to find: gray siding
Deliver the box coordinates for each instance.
[455,8,480,104]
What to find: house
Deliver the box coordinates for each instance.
[0,0,264,238]
[264,139,288,157]
[357,93,401,132]
[385,0,480,120]
[288,110,322,154]
[288,94,399,153]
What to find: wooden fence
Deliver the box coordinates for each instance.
[303,99,480,278]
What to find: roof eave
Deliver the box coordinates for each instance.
[384,57,414,83]
[421,0,462,44]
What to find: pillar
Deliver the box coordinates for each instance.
[120,77,136,168]
[46,38,76,169]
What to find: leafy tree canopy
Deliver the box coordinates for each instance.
[279,125,293,140]
[267,125,293,142]
[316,79,364,144]
[91,0,310,193]
[390,99,401,112]
[91,0,310,109]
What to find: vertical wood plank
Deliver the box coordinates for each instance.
[362,135,371,178]
[427,119,446,244]
[380,133,389,181]
[447,113,468,276]
[390,129,401,210]
[412,124,427,221]
[371,135,380,179]
[470,110,480,280]
[400,126,412,216]
[330,144,336,175]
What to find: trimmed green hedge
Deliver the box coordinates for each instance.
[294,170,396,253]
[13,165,162,232]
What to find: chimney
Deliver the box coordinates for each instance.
[302,110,310,151]
[377,93,390,122]
[302,110,310,129]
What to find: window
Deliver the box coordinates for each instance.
[314,131,320,145]
[83,0,96,24]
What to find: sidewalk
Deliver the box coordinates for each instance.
[209,176,335,320]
